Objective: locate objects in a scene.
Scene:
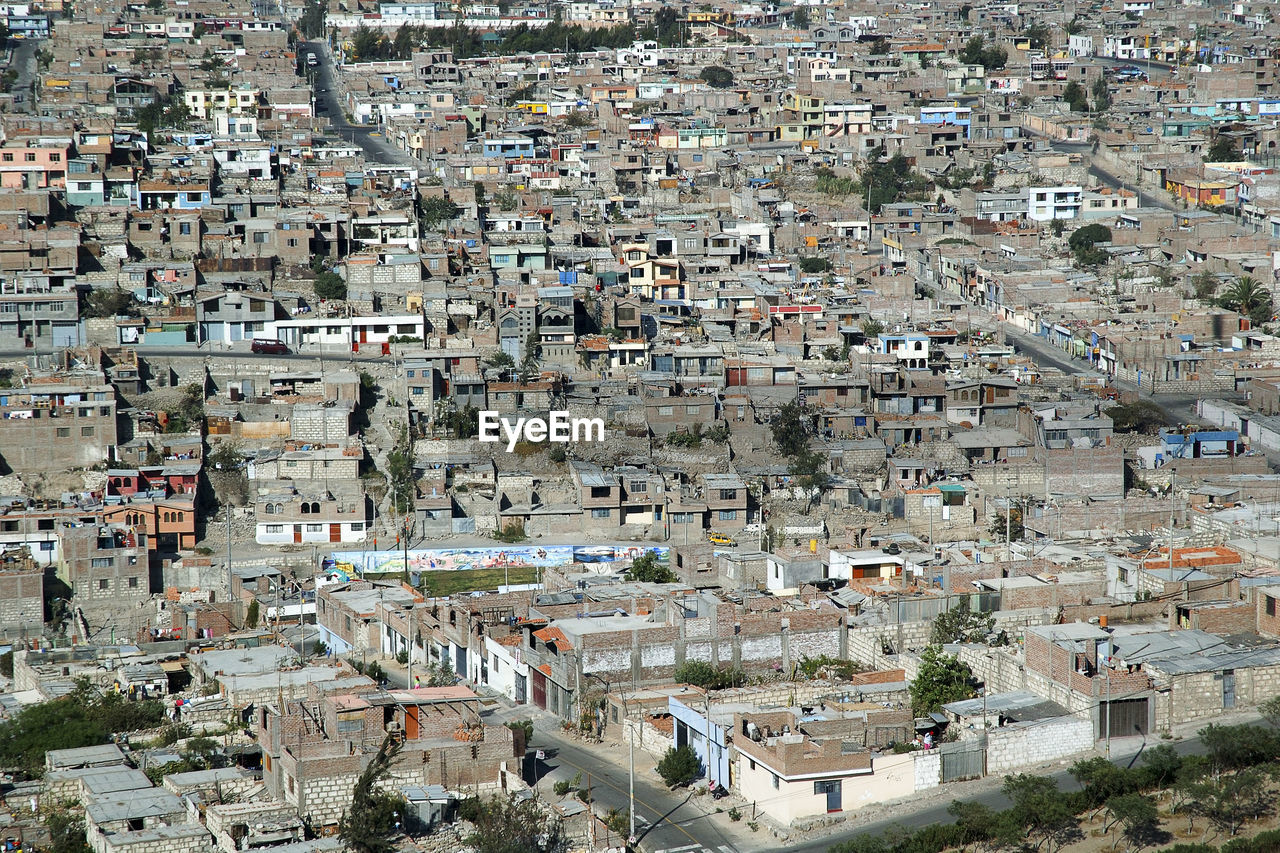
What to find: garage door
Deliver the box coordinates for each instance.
[1100,698,1148,739]
[531,669,547,710]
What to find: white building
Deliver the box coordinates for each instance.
[1028,185,1083,221]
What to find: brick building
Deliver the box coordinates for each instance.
[258,683,521,828]
[0,546,42,633]
[58,522,151,638]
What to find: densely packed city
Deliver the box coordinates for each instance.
[0,0,1277,851]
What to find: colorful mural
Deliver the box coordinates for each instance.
[328,544,669,577]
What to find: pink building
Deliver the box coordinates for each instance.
[0,144,70,189]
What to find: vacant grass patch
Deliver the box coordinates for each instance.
[419,566,538,596]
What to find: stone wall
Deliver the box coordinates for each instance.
[985,716,1094,774]
[621,716,675,757]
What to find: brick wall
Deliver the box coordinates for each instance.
[1173,601,1255,635]
[1257,590,1280,638]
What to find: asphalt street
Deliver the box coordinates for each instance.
[301,40,420,167]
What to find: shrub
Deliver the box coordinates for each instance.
[657,745,701,788]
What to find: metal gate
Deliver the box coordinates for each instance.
[1100,698,1149,739]
[939,739,985,782]
[531,668,547,709]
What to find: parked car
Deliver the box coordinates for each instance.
[251,338,290,354]
[708,533,738,547]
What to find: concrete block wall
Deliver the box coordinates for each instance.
[985,717,1093,774]
[913,750,940,791]
[204,801,297,851]
[97,825,213,853]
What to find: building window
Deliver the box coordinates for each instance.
[81,426,94,437]
[306,524,324,532]
[772,774,779,789]
[98,579,109,590]
[91,557,113,568]
[719,489,738,501]
[24,153,35,162]
[591,508,611,519]
[265,524,283,533]
[128,577,138,588]
[49,153,60,162]
[1,154,11,162]
[180,222,191,235]
[56,427,69,437]
[1268,597,1276,617]
[350,523,364,531]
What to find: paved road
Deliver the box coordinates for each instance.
[6,39,37,113]
[301,40,419,167]
[532,722,740,853]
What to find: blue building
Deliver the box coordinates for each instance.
[670,696,731,788]
[1159,428,1238,461]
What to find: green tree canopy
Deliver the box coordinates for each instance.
[656,745,701,788]
[339,735,404,853]
[771,398,811,457]
[624,551,676,584]
[314,271,347,300]
[909,646,975,716]
[421,196,462,231]
[698,65,734,88]
[464,793,565,853]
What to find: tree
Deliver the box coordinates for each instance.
[1091,76,1111,111]
[0,681,165,778]
[855,149,933,213]
[1136,743,1183,790]
[420,196,462,230]
[959,35,1007,70]
[798,256,831,274]
[484,351,515,370]
[1069,223,1112,266]
[1104,793,1161,852]
[504,719,533,748]
[909,646,975,716]
[1102,401,1164,437]
[930,600,996,645]
[299,0,327,38]
[1205,134,1238,163]
[624,551,676,584]
[208,440,244,472]
[45,805,91,853]
[1260,695,1280,727]
[1191,270,1220,301]
[673,661,746,690]
[698,65,734,88]
[771,398,811,457]
[1002,774,1082,853]
[792,6,810,27]
[1218,275,1273,325]
[245,600,260,629]
[656,745,701,788]
[339,735,404,853]
[84,287,135,318]
[1063,81,1089,112]
[1199,769,1273,836]
[861,318,885,339]
[1023,21,1052,49]
[385,429,416,514]
[988,502,1023,542]
[464,793,565,853]
[314,270,347,300]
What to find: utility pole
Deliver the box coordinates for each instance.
[406,601,413,688]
